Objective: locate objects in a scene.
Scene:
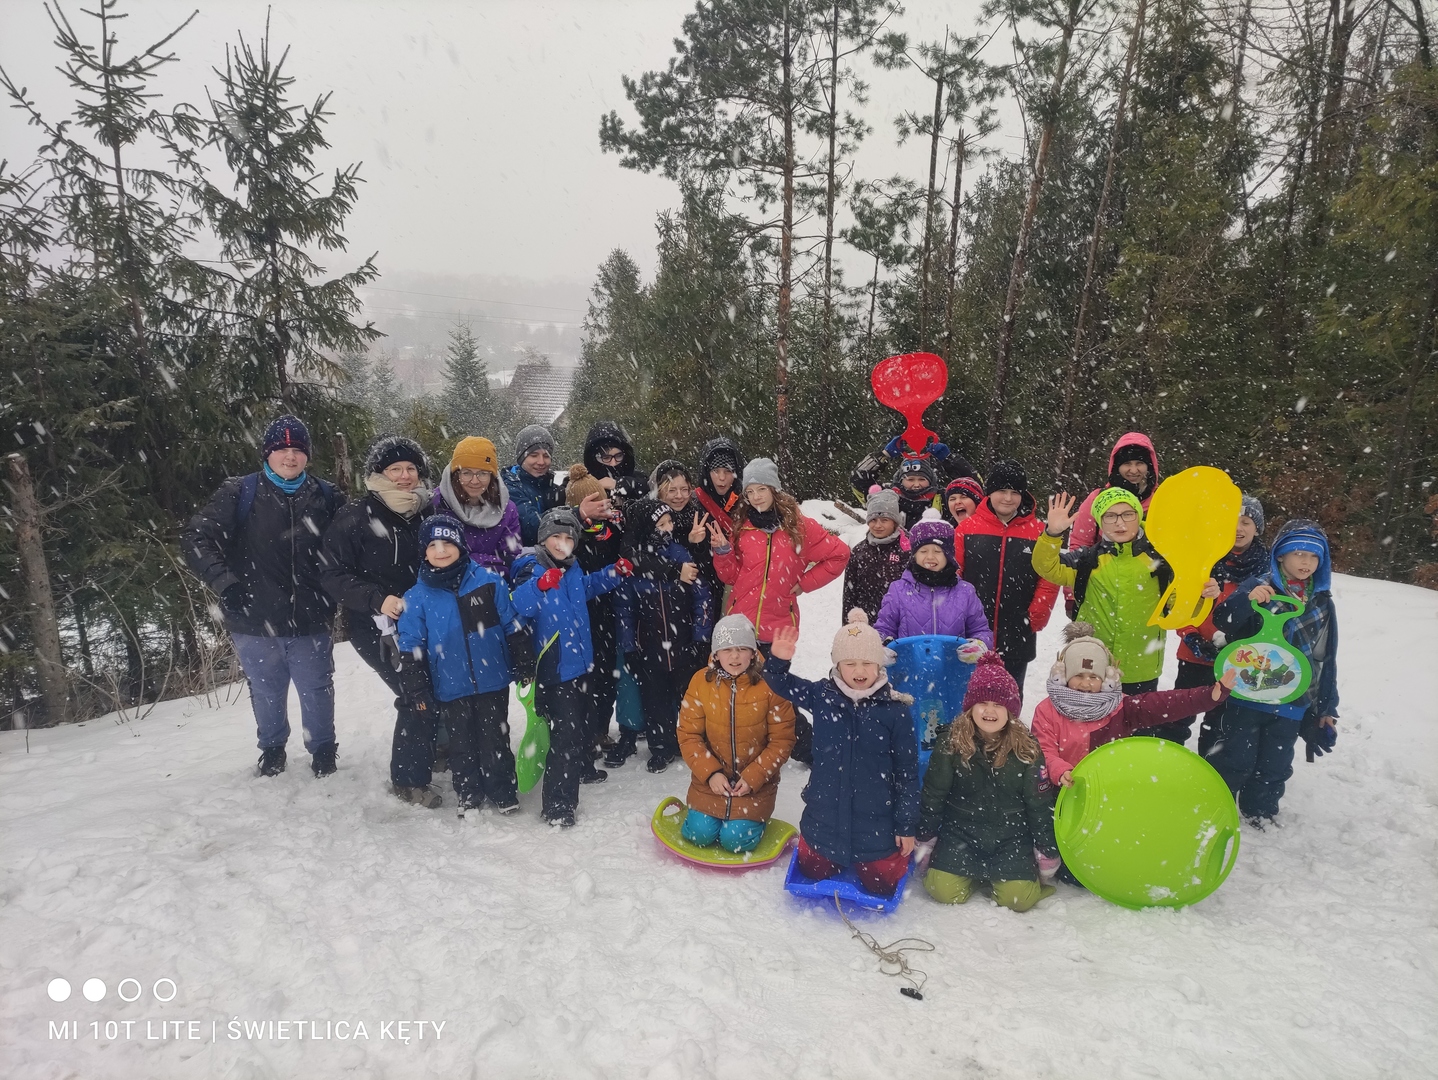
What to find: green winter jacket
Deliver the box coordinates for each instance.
[918,727,1058,882]
[1031,530,1171,683]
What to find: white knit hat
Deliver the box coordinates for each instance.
[831,609,894,667]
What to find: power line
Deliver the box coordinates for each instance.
[361,303,585,328]
[355,284,586,313]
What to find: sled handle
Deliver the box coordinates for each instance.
[1252,594,1305,628]
[1149,574,1214,630]
[1205,826,1241,887]
[1054,774,1094,851]
[656,795,685,819]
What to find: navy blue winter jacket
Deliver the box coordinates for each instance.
[510,553,626,684]
[503,465,563,548]
[397,561,525,702]
[615,539,714,668]
[761,658,921,865]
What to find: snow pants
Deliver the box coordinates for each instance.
[440,689,517,811]
[632,654,698,763]
[923,868,1054,912]
[347,616,434,788]
[1205,702,1300,819]
[538,674,591,822]
[795,836,909,899]
[232,632,335,753]
[586,596,620,747]
[681,808,765,853]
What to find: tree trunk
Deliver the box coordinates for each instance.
[867,252,880,347]
[918,73,945,351]
[1315,0,1358,188]
[1379,258,1438,570]
[1054,0,1147,486]
[332,433,352,495]
[942,133,966,361]
[776,5,796,481]
[7,454,68,725]
[984,0,1080,466]
[822,1,840,368]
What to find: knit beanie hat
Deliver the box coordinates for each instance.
[831,609,893,668]
[704,443,740,474]
[1056,621,1115,683]
[564,463,605,507]
[742,457,783,493]
[865,487,904,527]
[894,457,940,490]
[1240,493,1266,536]
[650,459,692,491]
[985,458,1028,495]
[626,496,673,546]
[962,652,1022,718]
[1111,441,1155,470]
[365,433,431,479]
[420,514,466,552]
[945,476,984,504]
[537,506,582,546]
[514,424,556,465]
[450,436,499,474]
[1091,487,1144,525]
[710,614,759,655]
[908,507,954,557]
[262,414,311,458]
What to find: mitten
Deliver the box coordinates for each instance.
[926,440,950,460]
[1299,714,1337,762]
[614,557,634,577]
[1182,631,1219,663]
[883,436,903,458]
[1036,850,1061,885]
[956,639,987,664]
[538,567,564,591]
[220,583,249,614]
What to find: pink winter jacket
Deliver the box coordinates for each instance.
[713,516,850,643]
[1067,432,1162,552]
[1031,682,1229,783]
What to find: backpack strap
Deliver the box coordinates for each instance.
[235,472,261,529]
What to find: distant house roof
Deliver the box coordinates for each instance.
[510,357,573,426]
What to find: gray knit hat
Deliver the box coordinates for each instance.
[865,487,904,527]
[1240,493,1265,536]
[514,424,556,465]
[710,614,759,655]
[742,457,782,493]
[536,506,581,546]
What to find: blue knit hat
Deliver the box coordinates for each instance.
[420,514,466,552]
[262,414,311,458]
[1271,518,1331,594]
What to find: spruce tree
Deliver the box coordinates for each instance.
[439,323,498,438]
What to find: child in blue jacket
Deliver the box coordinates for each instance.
[511,506,632,827]
[613,498,714,772]
[397,515,533,816]
[1209,519,1339,826]
[762,614,920,899]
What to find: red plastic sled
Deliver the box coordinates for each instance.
[871,352,948,456]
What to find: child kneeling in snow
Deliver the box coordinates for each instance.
[918,654,1058,913]
[762,613,920,899]
[1032,623,1236,791]
[675,614,796,852]
[397,515,534,815]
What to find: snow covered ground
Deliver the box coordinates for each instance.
[3,502,1436,1079]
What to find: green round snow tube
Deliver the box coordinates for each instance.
[1054,737,1241,910]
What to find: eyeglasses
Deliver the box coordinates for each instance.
[457,469,491,481]
[597,449,625,465]
[1100,510,1139,525]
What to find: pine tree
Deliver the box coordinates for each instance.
[439,323,498,437]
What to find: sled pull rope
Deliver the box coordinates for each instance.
[833,895,935,998]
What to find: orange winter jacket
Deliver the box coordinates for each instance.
[712,516,849,643]
[678,664,797,822]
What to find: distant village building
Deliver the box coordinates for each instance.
[503,355,574,428]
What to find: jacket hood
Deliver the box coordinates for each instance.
[698,436,743,500]
[435,467,510,530]
[1270,518,1332,596]
[1106,432,1160,499]
[363,433,432,481]
[583,420,636,479]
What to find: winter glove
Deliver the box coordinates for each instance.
[220,583,249,614]
[956,639,988,664]
[926,440,950,460]
[1182,631,1219,664]
[882,437,903,458]
[1036,850,1062,886]
[537,567,564,592]
[613,557,634,577]
[1299,714,1337,762]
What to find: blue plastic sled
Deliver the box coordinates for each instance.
[783,850,913,914]
[888,635,974,774]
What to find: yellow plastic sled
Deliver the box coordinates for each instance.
[1143,466,1242,630]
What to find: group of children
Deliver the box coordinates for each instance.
[390,421,1340,910]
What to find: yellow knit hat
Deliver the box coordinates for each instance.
[449,437,498,474]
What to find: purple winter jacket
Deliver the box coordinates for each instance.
[874,570,995,645]
[430,473,523,579]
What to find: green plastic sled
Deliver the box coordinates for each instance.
[1214,596,1313,707]
[650,797,797,869]
[1054,737,1240,910]
[514,681,550,794]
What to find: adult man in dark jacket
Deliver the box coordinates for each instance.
[184,416,345,777]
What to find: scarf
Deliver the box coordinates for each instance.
[908,559,958,588]
[1045,674,1124,723]
[419,554,469,592]
[1215,538,1269,584]
[534,546,576,573]
[747,507,780,534]
[831,670,889,703]
[868,528,903,547]
[365,473,429,518]
[263,463,306,495]
[437,467,509,529]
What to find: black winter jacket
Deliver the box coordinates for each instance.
[184,472,344,637]
[319,492,431,616]
[841,534,910,626]
[579,420,648,505]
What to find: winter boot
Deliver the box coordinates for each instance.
[646,752,672,774]
[310,742,338,778]
[604,730,638,768]
[393,784,443,809]
[257,746,287,777]
[580,767,609,785]
[545,809,576,828]
[432,745,451,774]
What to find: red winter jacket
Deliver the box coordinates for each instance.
[953,497,1059,665]
[713,516,850,643]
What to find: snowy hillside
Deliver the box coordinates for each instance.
[3,502,1436,1079]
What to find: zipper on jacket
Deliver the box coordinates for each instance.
[994,522,1008,640]
[753,531,773,636]
[726,677,738,820]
